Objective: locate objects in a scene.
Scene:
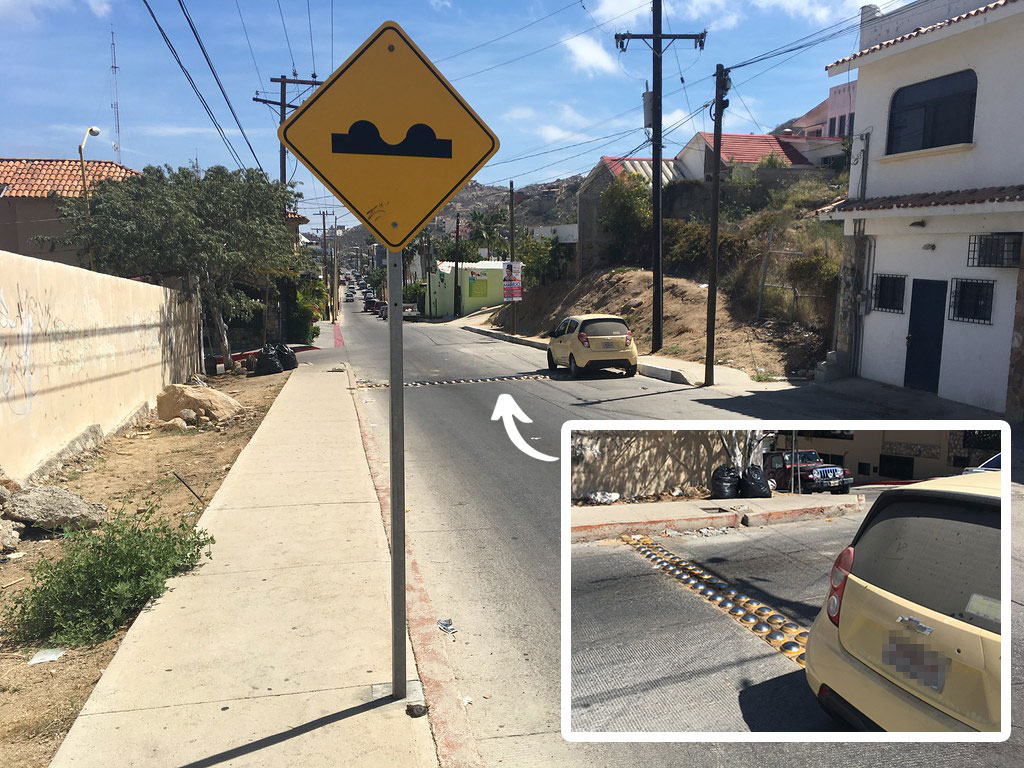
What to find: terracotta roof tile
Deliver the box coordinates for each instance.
[285,209,309,223]
[0,158,137,198]
[832,184,1024,212]
[696,133,812,166]
[827,0,1018,70]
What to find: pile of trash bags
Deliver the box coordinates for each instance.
[254,344,298,376]
[710,464,772,499]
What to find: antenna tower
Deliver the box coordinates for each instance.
[110,28,122,164]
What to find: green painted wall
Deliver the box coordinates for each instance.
[426,265,507,318]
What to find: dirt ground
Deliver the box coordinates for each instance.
[493,269,825,378]
[0,369,291,768]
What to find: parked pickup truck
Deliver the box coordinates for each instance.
[762,450,853,494]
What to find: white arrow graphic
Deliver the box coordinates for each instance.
[490,394,558,462]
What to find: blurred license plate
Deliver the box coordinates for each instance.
[828,479,840,486]
[882,636,948,692]
[602,341,615,349]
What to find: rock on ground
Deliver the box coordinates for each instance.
[160,417,188,430]
[0,485,11,510]
[157,384,243,423]
[178,408,198,426]
[4,486,105,531]
[0,517,24,548]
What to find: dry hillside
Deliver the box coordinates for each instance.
[492,269,824,378]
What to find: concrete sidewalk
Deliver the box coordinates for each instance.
[50,364,437,767]
[570,493,864,541]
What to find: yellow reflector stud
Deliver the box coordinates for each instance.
[752,622,772,635]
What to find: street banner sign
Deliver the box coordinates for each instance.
[502,261,523,302]
[278,21,500,251]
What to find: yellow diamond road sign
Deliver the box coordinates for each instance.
[279,21,499,251]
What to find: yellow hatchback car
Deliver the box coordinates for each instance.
[805,471,1002,732]
[546,314,638,378]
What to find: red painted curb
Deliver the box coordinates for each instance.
[333,323,345,348]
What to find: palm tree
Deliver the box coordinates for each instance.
[468,207,508,258]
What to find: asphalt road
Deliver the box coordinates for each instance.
[308,306,1021,767]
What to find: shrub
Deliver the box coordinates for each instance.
[2,512,214,646]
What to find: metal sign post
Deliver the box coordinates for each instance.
[275,20,499,704]
[388,249,406,699]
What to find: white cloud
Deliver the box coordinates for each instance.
[557,104,590,128]
[86,0,111,16]
[591,0,662,26]
[502,106,538,122]
[537,124,583,143]
[562,34,618,76]
[429,0,453,10]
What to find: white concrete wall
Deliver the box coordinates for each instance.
[846,8,1024,200]
[859,213,1019,412]
[0,250,198,481]
[675,135,707,181]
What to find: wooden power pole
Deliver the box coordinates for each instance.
[704,63,730,386]
[616,5,705,353]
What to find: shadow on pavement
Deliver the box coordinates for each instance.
[737,669,847,732]
[176,696,393,768]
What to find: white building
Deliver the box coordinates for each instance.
[820,0,1024,416]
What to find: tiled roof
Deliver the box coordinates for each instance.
[601,155,688,185]
[285,209,309,223]
[0,158,137,198]
[832,184,1024,212]
[696,133,812,166]
[827,0,1018,70]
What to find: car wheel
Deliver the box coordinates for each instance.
[569,355,581,378]
[836,485,850,495]
[547,350,557,371]
[625,364,637,377]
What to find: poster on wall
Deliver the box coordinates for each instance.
[502,261,523,302]
[468,269,488,298]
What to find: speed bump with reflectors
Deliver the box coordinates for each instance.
[796,631,809,645]
[739,613,758,626]
[766,614,788,627]
[796,653,806,666]
[733,594,751,604]
[751,621,772,635]
[765,630,786,647]
[753,605,773,618]
[780,622,801,635]
[719,599,735,611]
[729,605,748,618]
[744,600,762,611]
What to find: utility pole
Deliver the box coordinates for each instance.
[704,63,730,386]
[616,7,705,353]
[333,215,339,322]
[321,210,330,320]
[509,181,517,335]
[253,75,323,184]
[453,211,462,318]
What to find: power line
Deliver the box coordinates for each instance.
[276,0,297,77]
[306,0,317,78]
[140,0,243,168]
[178,0,265,172]
[731,84,766,133]
[488,127,641,166]
[436,0,582,63]
[451,1,649,82]
[235,0,264,89]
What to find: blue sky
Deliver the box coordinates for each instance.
[0,0,899,228]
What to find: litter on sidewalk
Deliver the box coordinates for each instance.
[437,618,458,636]
[29,648,67,665]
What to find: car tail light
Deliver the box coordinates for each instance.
[826,546,854,627]
[625,330,633,346]
[578,331,590,348]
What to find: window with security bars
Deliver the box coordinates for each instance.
[949,278,994,324]
[968,233,1022,267]
[872,274,906,313]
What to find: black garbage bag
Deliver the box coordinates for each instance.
[740,465,772,498]
[275,343,298,371]
[710,465,740,499]
[255,344,283,375]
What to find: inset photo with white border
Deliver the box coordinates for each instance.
[561,420,1011,742]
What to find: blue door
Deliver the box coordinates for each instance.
[903,279,946,392]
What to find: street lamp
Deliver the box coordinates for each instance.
[78,126,100,270]
[78,126,101,206]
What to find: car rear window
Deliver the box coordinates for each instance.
[850,496,1000,634]
[580,319,628,336]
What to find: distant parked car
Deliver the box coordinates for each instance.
[344,294,354,302]
[362,298,380,312]
[763,450,853,494]
[546,314,637,378]
[805,470,1001,732]
[378,302,388,320]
